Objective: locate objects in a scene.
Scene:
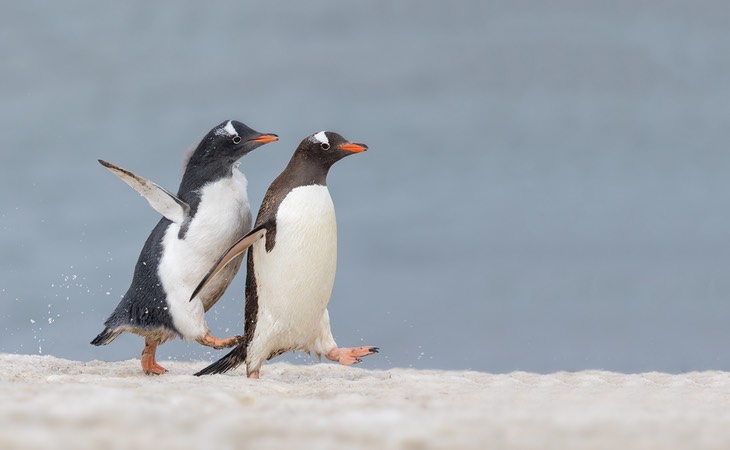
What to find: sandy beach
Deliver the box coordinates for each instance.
[0,354,728,449]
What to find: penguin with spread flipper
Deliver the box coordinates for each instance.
[91,120,278,375]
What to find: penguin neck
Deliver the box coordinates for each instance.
[281,151,331,188]
[176,159,239,221]
[179,158,236,191]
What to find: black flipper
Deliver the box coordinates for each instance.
[194,344,247,376]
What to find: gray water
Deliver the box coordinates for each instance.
[1,1,729,373]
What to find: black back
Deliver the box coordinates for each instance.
[104,218,176,332]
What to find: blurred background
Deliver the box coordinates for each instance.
[1,1,729,374]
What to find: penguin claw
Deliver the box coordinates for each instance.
[142,365,167,376]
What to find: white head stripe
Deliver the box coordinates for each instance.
[310,131,329,145]
[215,121,238,136]
[223,121,237,136]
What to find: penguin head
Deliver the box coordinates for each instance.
[187,120,278,168]
[297,131,368,167]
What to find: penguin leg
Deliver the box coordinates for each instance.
[314,310,379,366]
[197,334,244,350]
[141,338,167,375]
[326,346,379,365]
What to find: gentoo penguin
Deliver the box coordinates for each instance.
[191,131,377,378]
[91,120,278,375]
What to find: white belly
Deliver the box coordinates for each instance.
[158,170,251,339]
[249,185,337,360]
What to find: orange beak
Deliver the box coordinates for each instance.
[249,134,279,144]
[339,142,368,153]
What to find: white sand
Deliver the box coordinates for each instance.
[0,354,729,450]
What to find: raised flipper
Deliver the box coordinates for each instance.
[189,224,267,301]
[99,159,190,224]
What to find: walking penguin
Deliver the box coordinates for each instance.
[192,131,378,378]
[91,120,278,375]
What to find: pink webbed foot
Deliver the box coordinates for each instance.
[141,338,167,375]
[198,334,244,350]
[326,346,379,365]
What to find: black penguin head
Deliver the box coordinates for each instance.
[277,131,367,187]
[296,131,368,167]
[187,120,278,169]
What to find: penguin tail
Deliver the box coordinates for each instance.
[194,345,247,376]
[90,327,121,346]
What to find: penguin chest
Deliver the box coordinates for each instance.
[187,170,252,253]
[158,171,252,339]
[252,185,337,348]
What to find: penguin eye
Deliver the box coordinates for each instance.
[232,136,242,144]
[320,142,330,150]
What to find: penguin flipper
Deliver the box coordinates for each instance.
[189,225,267,301]
[99,160,190,224]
